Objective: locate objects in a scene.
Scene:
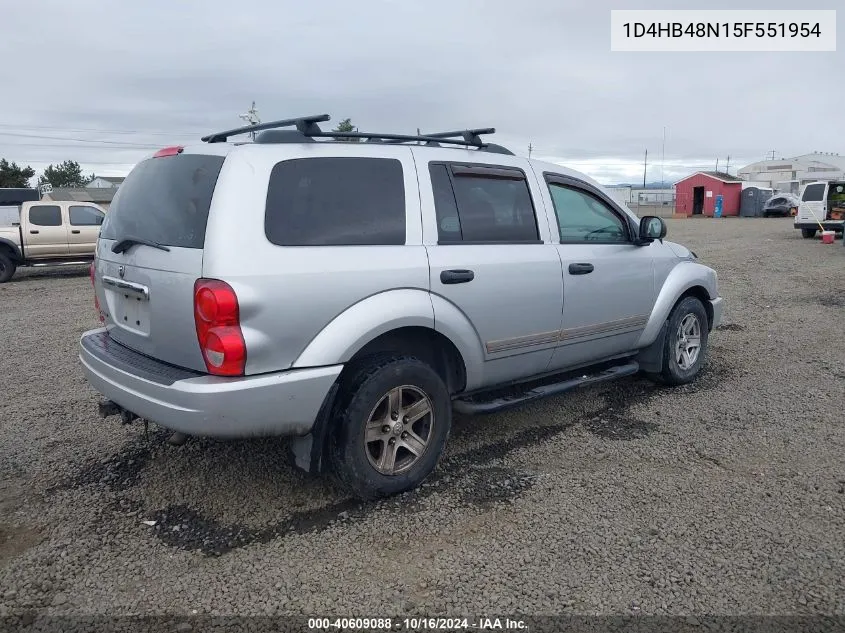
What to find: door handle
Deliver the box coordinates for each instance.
[71,230,81,234]
[29,230,39,234]
[568,262,594,275]
[440,269,475,284]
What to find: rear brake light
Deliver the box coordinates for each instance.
[153,146,184,158]
[193,279,246,376]
[90,262,104,323]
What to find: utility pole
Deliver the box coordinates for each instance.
[725,155,730,175]
[239,101,261,140]
[643,149,648,188]
[528,143,533,159]
[661,126,666,187]
[716,158,719,172]
[769,149,776,160]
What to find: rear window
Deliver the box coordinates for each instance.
[0,206,19,227]
[100,154,224,249]
[264,157,405,246]
[802,184,825,202]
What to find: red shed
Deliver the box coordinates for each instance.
[674,171,743,217]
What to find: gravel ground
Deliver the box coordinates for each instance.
[1,218,844,629]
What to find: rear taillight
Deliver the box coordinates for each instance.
[90,262,104,323]
[193,279,246,376]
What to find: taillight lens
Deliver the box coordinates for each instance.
[90,262,104,323]
[193,279,246,376]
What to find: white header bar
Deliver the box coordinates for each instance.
[611,10,836,52]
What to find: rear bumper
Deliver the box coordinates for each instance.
[794,221,843,231]
[78,328,342,438]
[709,297,723,330]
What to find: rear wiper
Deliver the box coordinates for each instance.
[111,237,171,254]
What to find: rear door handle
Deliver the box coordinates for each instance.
[29,230,39,234]
[440,269,475,284]
[71,230,81,234]
[568,262,594,275]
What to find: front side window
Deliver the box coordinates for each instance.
[429,164,539,243]
[265,157,406,246]
[69,205,105,226]
[28,205,62,227]
[547,183,628,243]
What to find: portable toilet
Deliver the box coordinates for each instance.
[740,187,774,217]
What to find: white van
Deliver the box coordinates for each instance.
[794,181,845,238]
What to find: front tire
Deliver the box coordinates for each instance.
[0,252,17,283]
[801,228,817,239]
[652,296,709,386]
[328,356,451,500]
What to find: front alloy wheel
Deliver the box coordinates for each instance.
[675,313,702,370]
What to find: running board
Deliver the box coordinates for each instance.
[453,361,640,415]
[30,260,91,267]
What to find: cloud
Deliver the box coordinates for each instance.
[1,0,842,183]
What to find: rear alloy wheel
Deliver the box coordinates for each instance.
[652,296,709,386]
[0,252,16,283]
[328,356,451,500]
[801,228,817,239]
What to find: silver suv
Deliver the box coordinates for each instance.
[79,114,723,499]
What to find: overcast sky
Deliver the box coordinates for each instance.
[1,0,842,185]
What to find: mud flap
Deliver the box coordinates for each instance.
[635,320,668,374]
[290,383,339,474]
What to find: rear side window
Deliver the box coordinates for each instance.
[69,205,105,226]
[29,205,62,226]
[100,154,224,248]
[265,157,405,246]
[429,163,539,243]
[802,184,825,202]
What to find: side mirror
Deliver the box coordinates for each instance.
[638,216,666,243]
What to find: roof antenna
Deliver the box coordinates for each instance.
[239,101,261,140]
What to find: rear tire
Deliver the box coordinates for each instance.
[801,228,817,239]
[650,296,709,386]
[328,356,451,500]
[0,252,16,283]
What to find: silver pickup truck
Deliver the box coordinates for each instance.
[0,195,105,282]
[79,115,723,500]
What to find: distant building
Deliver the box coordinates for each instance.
[87,176,125,189]
[738,153,845,193]
[674,171,743,217]
[606,185,675,207]
[42,187,117,212]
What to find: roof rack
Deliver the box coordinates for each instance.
[202,114,330,143]
[201,115,513,154]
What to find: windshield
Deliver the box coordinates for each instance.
[100,154,224,249]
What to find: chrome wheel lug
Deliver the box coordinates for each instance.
[382,425,391,433]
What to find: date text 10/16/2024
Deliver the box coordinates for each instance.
[308,617,528,630]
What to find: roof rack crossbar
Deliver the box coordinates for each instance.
[424,128,496,145]
[312,131,487,147]
[202,114,330,143]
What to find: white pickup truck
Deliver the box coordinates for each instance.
[0,196,105,282]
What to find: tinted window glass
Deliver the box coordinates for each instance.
[442,168,538,242]
[69,205,105,226]
[0,206,19,227]
[29,205,62,226]
[548,183,628,242]
[802,183,825,202]
[429,164,462,240]
[100,154,224,248]
[265,157,405,246]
